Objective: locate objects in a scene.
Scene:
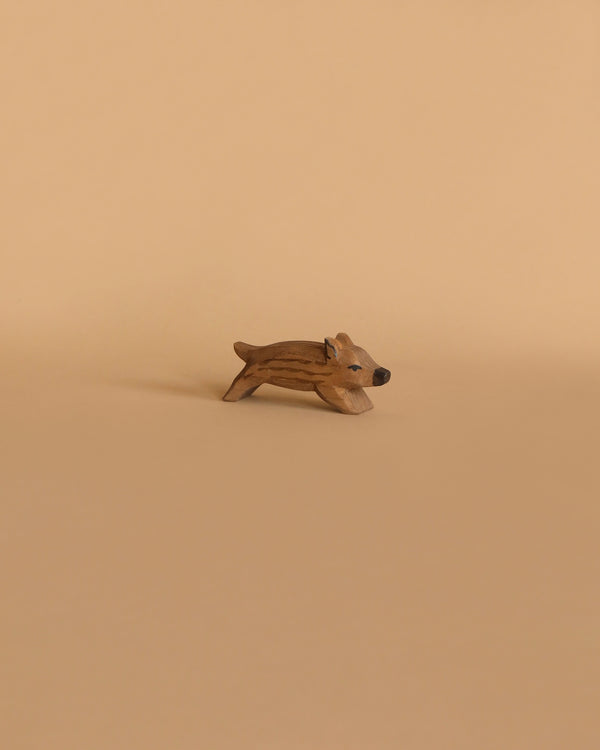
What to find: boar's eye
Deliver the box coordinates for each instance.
[348,365,362,372]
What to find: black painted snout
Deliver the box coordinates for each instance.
[373,367,391,386]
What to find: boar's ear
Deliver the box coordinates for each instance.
[324,336,341,360]
[336,332,353,346]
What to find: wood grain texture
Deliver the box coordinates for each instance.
[223,332,391,414]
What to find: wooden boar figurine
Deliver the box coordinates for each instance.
[223,332,391,414]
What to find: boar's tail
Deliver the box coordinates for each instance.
[233,341,258,362]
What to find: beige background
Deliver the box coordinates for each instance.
[2,2,599,748]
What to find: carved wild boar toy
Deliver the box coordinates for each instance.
[223,332,391,414]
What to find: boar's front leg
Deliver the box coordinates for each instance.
[315,385,373,415]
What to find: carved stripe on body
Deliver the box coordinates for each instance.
[255,365,330,377]
[260,357,319,366]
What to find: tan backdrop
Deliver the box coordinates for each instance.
[2,2,599,748]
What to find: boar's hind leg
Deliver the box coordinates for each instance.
[315,385,373,415]
[223,367,263,401]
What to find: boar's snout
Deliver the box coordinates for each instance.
[373,367,391,386]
